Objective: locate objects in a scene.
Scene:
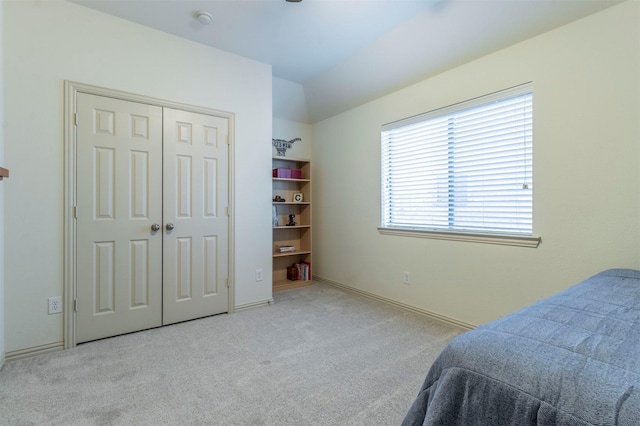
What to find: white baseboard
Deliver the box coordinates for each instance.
[314,275,475,331]
[6,301,274,362]
[3,283,468,363]
[234,298,274,312]
[6,342,64,362]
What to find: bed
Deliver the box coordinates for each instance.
[402,269,640,425]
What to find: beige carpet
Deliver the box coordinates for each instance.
[0,281,462,425]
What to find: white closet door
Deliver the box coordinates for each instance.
[76,93,163,343]
[162,108,229,325]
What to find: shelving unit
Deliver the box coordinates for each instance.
[272,156,312,292]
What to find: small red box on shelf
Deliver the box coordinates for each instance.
[291,169,302,179]
[287,266,299,281]
[272,168,291,178]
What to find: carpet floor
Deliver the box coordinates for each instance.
[0,282,462,425]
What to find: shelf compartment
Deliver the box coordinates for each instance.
[273,226,310,252]
[272,254,312,291]
[272,203,310,228]
[272,179,310,204]
[272,157,311,180]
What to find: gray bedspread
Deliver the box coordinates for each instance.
[402,269,640,425]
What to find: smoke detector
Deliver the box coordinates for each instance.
[194,11,213,25]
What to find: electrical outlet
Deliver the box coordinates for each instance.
[403,272,410,285]
[48,296,62,314]
[255,268,264,282]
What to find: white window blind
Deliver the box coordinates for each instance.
[381,84,533,236]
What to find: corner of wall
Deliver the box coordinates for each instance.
[272,118,313,159]
[0,0,6,369]
[272,77,310,124]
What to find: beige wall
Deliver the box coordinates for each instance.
[272,118,313,159]
[312,1,640,326]
[3,1,273,353]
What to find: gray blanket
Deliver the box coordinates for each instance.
[402,269,640,425]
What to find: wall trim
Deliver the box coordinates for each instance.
[6,342,64,362]
[64,80,236,349]
[234,298,274,312]
[378,227,541,248]
[314,275,476,331]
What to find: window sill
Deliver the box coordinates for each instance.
[377,227,541,248]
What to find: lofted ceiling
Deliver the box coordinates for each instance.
[68,0,623,123]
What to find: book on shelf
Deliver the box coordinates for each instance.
[287,261,312,281]
[276,245,296,253]
[272,168,302,179]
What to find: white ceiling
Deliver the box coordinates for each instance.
[69,0,622,122]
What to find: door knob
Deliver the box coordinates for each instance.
[166,223,175,231]
[151,223,160,232]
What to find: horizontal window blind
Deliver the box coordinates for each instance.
[381,84,533,235]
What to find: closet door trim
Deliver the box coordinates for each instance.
[63,80,236,349]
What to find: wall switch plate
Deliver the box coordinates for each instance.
[403,272,410,285]
[49,296,62,314]
[256,269,264,282]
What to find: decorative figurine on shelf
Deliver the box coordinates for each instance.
[272,137,301,157]
[286,214,296,226]
[273,195,285,202]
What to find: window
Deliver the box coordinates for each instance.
[380,83,539,247]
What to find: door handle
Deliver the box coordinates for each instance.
[166,223,175,231]
[151,224,160,232]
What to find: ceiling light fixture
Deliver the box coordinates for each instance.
[194,11,213,25]
[286,0,302,2]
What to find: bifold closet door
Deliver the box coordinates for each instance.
[162,108,229,325]
[76,93,163,343]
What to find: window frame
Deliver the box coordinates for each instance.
[379,83,540,248]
